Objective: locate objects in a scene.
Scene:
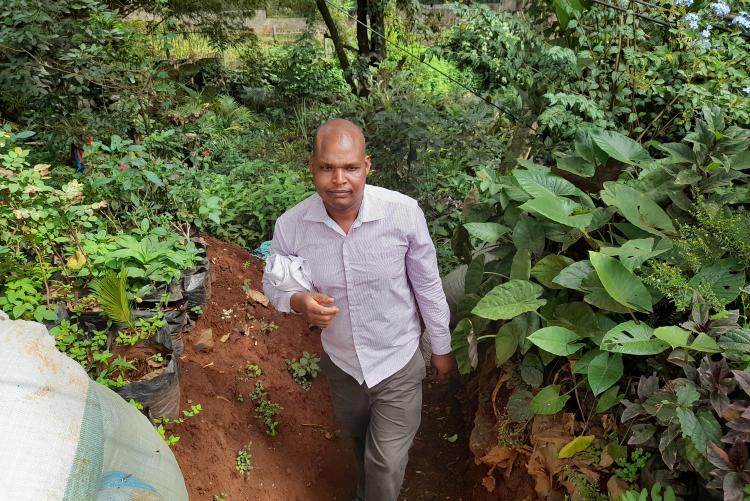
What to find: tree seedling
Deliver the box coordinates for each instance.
[286,351,320,391]
[235,443,253,477]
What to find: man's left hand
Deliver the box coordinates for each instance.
[431,353,455,382]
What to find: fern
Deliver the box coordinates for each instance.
[89,268,133,328]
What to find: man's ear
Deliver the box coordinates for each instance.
[364,155,371,175]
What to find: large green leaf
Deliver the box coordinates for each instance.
[601,321,669,355]
[587,352,623,396]
[512,215,546,257]
[590,130,651,165]
[557,154,595,177]
[465,255,485,295]
[507,391,534,422]
[553,260,594,291]
[573,349,604,375]
[600,183,676,237]
[521,352,544,387]
[464,222,511,243]
[506,312,541,355]
[653,326,721,353]
[451,318,477,375]
[531,255,575,289]
[511,248,532,280]
[472,280,547,320]
[689,260,745,305]
[652,326,690,350]
[531,385,570,415]
[596,385,622,413]
[512,170,582,199]
[676,407,722,458]
[520,196,593,228]
[551,302,613,342]
[527,326,584,356]
[599,238,671,271]
[552,0,592,29]
[589,251,653,312]
[719,329,750,361]
[584,286,632,314]
[495,323,520,366]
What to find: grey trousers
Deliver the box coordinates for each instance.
[322,348,426,501]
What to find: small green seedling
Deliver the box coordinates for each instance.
[236,443,253,476]
[260,320,278,334]
[286,351,321,391]
[250,380,282,436]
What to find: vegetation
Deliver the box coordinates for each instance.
[235,443,254,477]
[2,0,750,497]
[286,351,321,391]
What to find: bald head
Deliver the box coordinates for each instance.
[309,118,371,216]
[313,119,366,158]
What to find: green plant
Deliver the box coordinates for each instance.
[249,380,283,436]
[190,305,204,315]
[89,268,134,327]
[201,161,313,247]
[260,321,278,334]
[153,403,203,447]
[96,356,136,389]
[447,105,749,494]
[51,319,111,371]
[235,443,253,477]
[0,277,56,321]
[83,233,202,285]
[563,467,608,501]
[615,448,651,483]
[621,483,678,501]
[286,352,321,391]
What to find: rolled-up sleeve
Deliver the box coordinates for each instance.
[405,206,452,355]
[262,218,302,314]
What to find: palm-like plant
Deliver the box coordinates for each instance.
[207,95,253,131]
[89,268,134,328]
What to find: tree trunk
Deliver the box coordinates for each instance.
[315,0,358,96]
[368,0,387,64]
[356,0,370,60]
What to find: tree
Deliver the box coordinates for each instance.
[315,0,389,96]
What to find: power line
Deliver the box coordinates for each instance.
[322,0,522,122]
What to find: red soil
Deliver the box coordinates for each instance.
[172,236,520,500]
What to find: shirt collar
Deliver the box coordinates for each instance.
[303,185,385,223]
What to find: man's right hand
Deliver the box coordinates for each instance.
[290,292,339,329]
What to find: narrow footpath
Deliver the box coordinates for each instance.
[172,236,475,500]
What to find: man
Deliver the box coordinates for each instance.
[262,119,454,501]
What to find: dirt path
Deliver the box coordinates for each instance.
[172,237,475,501]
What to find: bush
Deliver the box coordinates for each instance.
[201,160,313,248]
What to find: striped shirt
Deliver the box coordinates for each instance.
[262,184,452,387]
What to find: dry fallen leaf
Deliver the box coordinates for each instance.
[220,333,230,343]
[607,476,630,500]
[482,474,496,493]
[245,289,269,307]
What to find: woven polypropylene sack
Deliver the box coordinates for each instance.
[0,313,188,501]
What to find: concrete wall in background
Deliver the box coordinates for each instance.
[243,10,308,36]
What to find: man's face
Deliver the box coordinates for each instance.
[310,134,371,214]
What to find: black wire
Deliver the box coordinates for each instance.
[591,0,672,26]
[322,0,521,122]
